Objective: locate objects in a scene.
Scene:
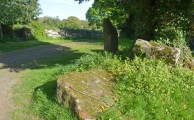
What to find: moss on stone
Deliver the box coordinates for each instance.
[57,69,116,119]
[133,39,181,65]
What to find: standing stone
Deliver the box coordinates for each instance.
[103,18,118,53]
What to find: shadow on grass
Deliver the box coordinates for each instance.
[34,80,57,101]
[8,40,94,119]
[0,40,49,53]
[9,38,132,119]
[71,38,103,43]
[32,79,78,120]
[91,49,104,53]
[0,40,90,72]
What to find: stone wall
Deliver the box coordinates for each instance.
[45,28,103,39]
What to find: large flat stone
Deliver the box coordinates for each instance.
[57,69,116,120]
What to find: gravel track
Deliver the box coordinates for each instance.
[0,42,75,120]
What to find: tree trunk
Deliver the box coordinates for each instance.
[0,23,3,40]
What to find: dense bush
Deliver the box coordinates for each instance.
[30,21,45,37]
[73,52,122,72]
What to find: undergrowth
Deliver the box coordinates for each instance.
[15,51,194,119]
[71,53,194,119]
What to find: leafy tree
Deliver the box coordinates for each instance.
[64,16,81,29]
[39,16,93,30]
[86,0,126,29]
[30,21,45,37]
[86,2,102,29]
[0,0,42,39]
[84,0,194,44]
[80,20,89,29]
[38,16,63,29]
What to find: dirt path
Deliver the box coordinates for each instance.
[0,42,80,120]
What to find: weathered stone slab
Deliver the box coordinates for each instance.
[57,69,116,120]
[132,39,181,65]
[103,18,118,53]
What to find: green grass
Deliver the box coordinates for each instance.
[0,37,104,53]
[11,38,134,120]
[54,36,194,119]
[0,39,67,53]
[69,52,194,120]
[11,37,194,119]
[0,40,48,53]
[12,38,105,119]
[0,35,131,53]
[13,66,77,120]
[12,37,194,119]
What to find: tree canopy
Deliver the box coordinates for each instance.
[84,0,194,44]
[64,16,82,29]
[0,0,42,25]
[0,0,42,39]
[38,16,62,29]
[38,16,92,30]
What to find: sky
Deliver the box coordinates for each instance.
[38,0,94,20]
